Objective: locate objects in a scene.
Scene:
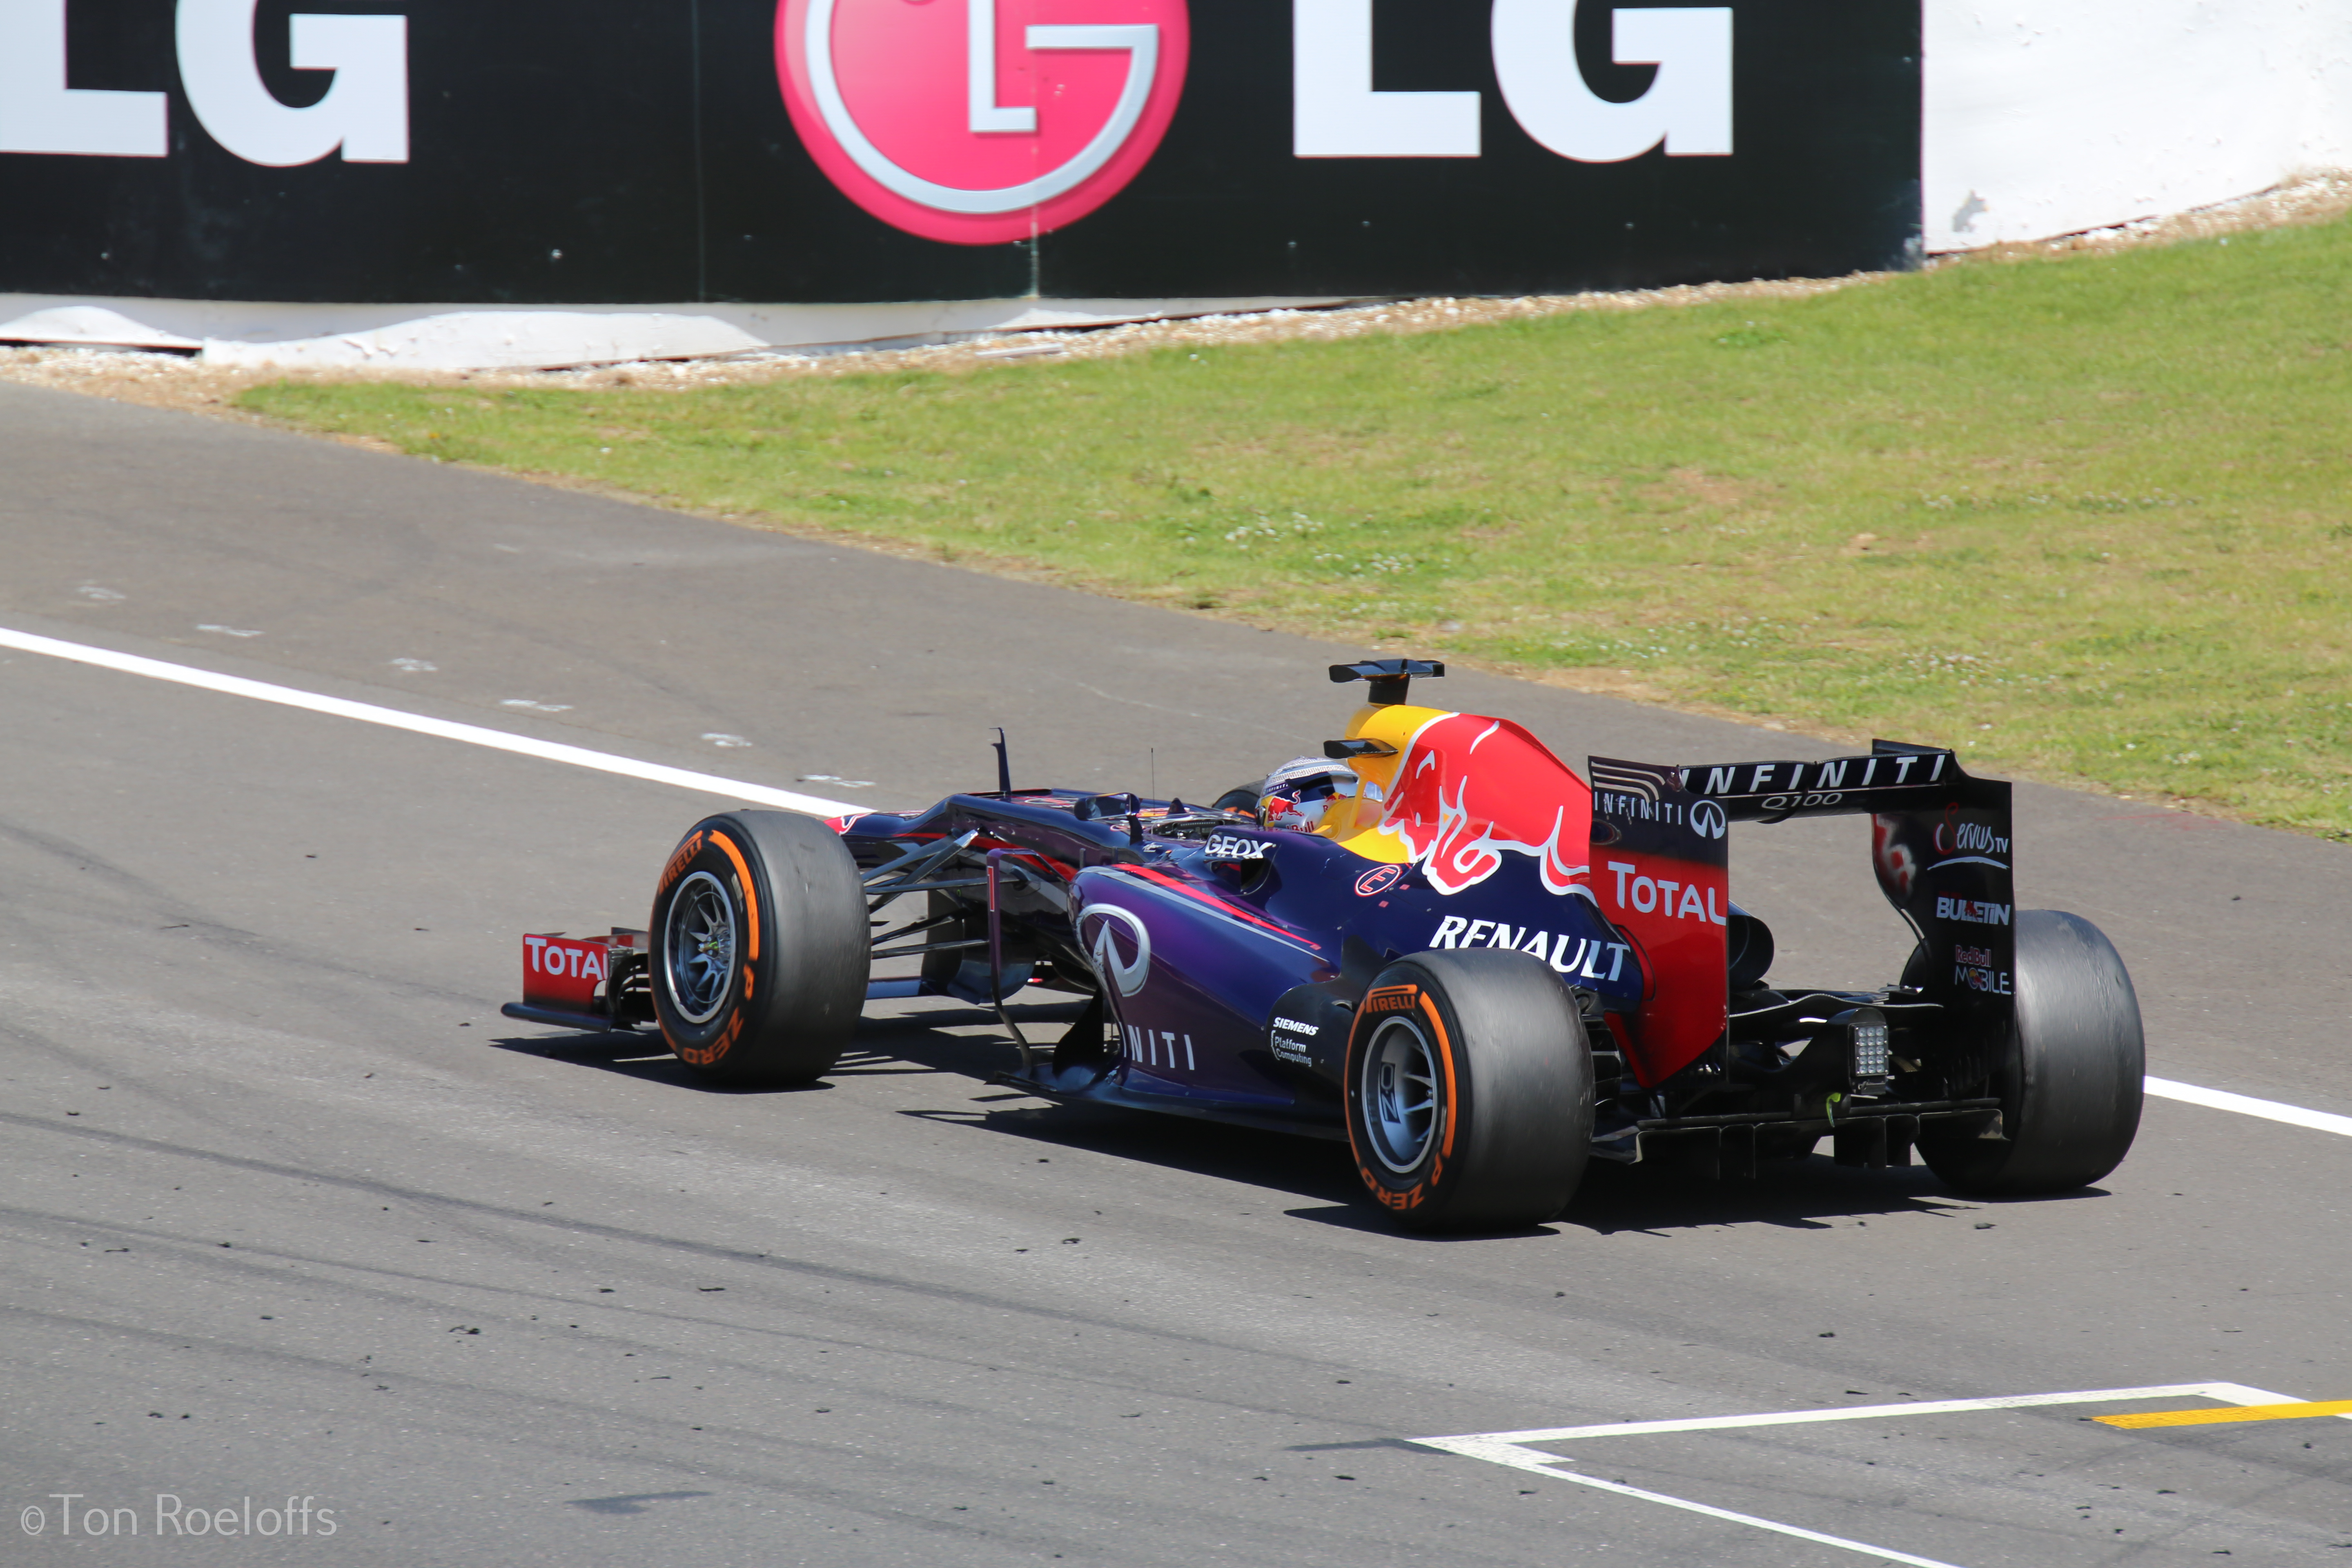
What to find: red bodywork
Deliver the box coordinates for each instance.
[521,930,643,1016]
[1374,714,1593,897]
[1596,842,1730,1085]
[1585,760,1732,1087]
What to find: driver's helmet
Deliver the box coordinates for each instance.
[1256,757,1358,834]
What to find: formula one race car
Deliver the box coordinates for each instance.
[504,661,2145,1231]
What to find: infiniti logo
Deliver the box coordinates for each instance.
[1078,902,1152,996]
[1691,799,1727,840]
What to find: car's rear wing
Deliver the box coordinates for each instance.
[1674,741,1993,824]
[1586,742,2014,1086]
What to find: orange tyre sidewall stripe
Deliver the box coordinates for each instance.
[708,831,761,964]
[659,828,758,1069]
[1343,1007,1368,1178]
[1344,995,1385,1201]
[1346,981,1455,1212]
[1421,993,1458,1167]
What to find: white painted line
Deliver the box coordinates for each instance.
[1414,1383,2298,1568]
[0,625,863,817]
[2145,1076,2352,1138]
[1430,1381,2292,1447]
[1421,1439,1970,1568]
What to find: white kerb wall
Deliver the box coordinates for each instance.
[1924,0,2352,250]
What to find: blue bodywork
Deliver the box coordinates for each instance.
[839,788,1630,1139]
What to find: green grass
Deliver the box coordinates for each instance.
[241,219,2352,838]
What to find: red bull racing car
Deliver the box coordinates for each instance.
[504,661,2144,1232]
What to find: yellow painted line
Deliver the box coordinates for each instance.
[2096,1399,2352,1430]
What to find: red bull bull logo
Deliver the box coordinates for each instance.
[1366,713,1592,897]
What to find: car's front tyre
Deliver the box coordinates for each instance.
[649,811,868,1085]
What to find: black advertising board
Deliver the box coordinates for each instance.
[1031,0,1921,298]
[0,0,1918,305]
[0,0,710,303]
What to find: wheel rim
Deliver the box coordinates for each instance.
[664,870,737,1025]
[1360,1017,1442,1174]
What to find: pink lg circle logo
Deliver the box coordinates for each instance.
[776,0,1189,246]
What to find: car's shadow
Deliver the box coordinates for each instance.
[1552,1160,2105,1235]
[496,1004,2104,1236]
[486,1028,837,1095]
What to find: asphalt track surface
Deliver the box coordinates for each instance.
[2,383,2346,1566]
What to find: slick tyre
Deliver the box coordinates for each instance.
[1917,909,2144,1194]
[649,811,869,1085]
[1344,949,1593,1232]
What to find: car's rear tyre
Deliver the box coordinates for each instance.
[649,811,869,1085]
[1917,909,2144,1194]
[1344,949,1593,1232]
